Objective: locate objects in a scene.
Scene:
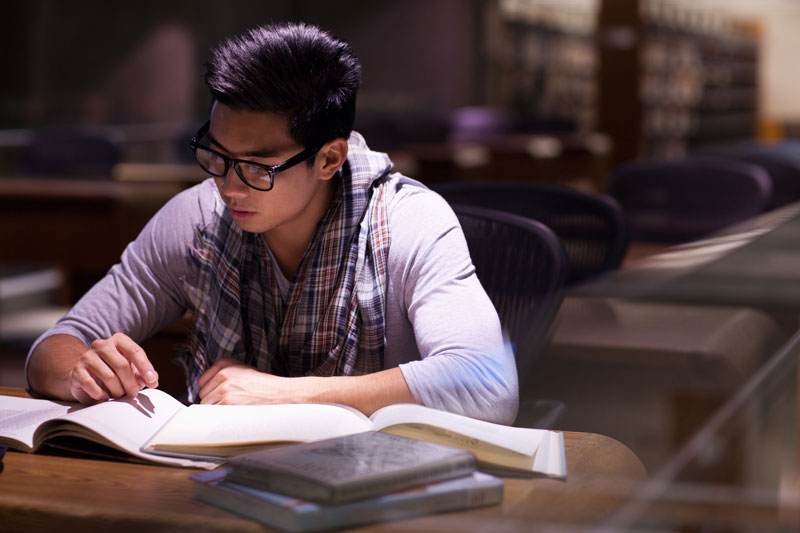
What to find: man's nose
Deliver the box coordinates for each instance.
[219,166,249,197]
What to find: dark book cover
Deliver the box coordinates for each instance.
[224,431,477,503]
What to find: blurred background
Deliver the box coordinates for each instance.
[4,0,797,169]
[0,0,796,416]
[6,2,800,528]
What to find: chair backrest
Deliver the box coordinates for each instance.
[19,127,122,178]
[435,182,629,285]
[451,205,568,386]
[698,142,800,211]
[725,152,800,211]
[608,156,773,243]
[737,153,800,211]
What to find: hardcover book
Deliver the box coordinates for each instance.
[224,431,476,503]
[192,467,503,532]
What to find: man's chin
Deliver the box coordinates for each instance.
[229,217,268,234]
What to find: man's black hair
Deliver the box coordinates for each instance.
[204,22,361,151]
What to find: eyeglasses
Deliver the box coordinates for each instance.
[189,121,318,191]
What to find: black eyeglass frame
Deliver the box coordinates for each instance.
[189,121,319,191]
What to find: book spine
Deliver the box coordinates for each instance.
[197,475,503,532]
[227,468,333,502]
[193,480,305,533]
[305,479,503,531]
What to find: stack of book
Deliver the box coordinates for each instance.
[191,431,503,532]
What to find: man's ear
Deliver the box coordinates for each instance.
[316,138,348,181]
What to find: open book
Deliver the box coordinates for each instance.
[143,399,566,478]
[0,389,566,477]
[0,389,216,468]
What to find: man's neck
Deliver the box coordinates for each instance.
[263,178,338,279]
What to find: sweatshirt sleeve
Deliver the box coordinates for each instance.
[25,181,215,373]
[389,182,519,425]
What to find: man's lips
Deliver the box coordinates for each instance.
[227,206,257,220]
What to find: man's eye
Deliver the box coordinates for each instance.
[242,163,266,175]
[208,154,225,168]
[238,165,272,184]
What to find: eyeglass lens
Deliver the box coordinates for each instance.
[194,146,226,176]
[194,146,273,188]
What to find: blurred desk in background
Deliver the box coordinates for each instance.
[573,201,800,334]
[0,176,200,385]
[533,297,784,473]
[527,200,800,505]
[112,162,204,186]
[603,330,800,531]
[0,177,185,303]
[400,132,612,192]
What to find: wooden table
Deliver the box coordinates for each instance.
[0,387,647,532]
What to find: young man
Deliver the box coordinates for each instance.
[26,22,518,424]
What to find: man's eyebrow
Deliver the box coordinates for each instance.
[206,132,281,159]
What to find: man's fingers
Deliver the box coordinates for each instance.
[70,366,109,403]
[196,365,214,389]
[197,357,231,388]
[196,368,218,399]
[80,347,127,397]
[68,333,158,403]
[89,338,140,398]
[110,333,159,388]
[132,365,146,390]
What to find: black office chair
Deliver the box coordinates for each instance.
[452,205,568,428]
[435,182,629,285]
[18,127,123,178]
[608,156,773,243]
[704,148,800,211]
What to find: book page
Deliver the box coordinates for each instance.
[0,396,72,451]
[143,403,372,453]
[36,389,215,467]
[368,403,543,456]
[532,431,567,479]
[0,390,215,467]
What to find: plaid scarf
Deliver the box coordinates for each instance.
[179,133,392,402]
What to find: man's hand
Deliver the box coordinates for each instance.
[68,333,159,403]
[197,358,304,405]
[28,333,159,403]
[196,357,417,415]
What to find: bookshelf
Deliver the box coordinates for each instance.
[488,0,599,133]
[598,0,759,166]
